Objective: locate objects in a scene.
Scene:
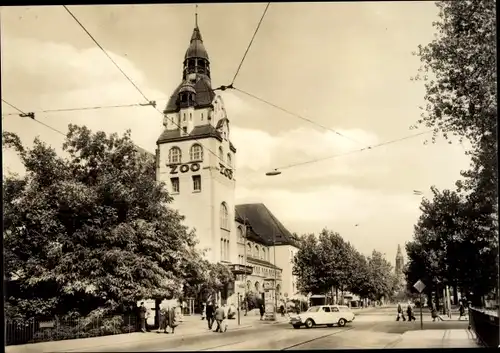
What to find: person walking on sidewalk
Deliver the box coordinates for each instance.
[201,303,206,320]
[157,301,169,334]
[214,304,226,333]
[259,304,265,320]
[431,303,444,322]
[396,302,406,321]
[458,302,467,320]
[206,301,215,330]
[139,302,148,333]
[406,303,416,322]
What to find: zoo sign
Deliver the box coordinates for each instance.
[219,163,233,180]
[169,162,201,174]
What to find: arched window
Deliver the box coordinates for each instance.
[190,144,203,161]
[276,284,281,294]
[255,281,261,293]
[220,238,229,262]
[218,146,224,162]
[237,227,244,243]
[247,280,252,291]
[254,245,259,258]
[227,153,232,167]
[168,147,182,164]
[220,202,229,230]
[262,248,266,261]
[247,243,252,255]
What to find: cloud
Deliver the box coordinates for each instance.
[2,36,167,176]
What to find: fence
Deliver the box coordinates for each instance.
[5,314,138,346]
[468,307,499,348]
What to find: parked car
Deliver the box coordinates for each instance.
[289,305,355,329]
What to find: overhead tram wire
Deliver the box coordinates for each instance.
[230,2,271,86]
[274,129,434,171]
[1,101,158,117]
[62,6,231,167]
[233,87,368,147]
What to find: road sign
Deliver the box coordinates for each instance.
[284,292,288,298]
[413,279,426,293]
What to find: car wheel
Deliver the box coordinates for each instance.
[327,324,334,327]
[338,318,346,327]
[293,324,301,329]
[305,319,314,329]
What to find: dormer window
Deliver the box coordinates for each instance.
[168,147,182,164]
[182,127,188,135]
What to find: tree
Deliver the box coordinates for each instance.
[412,0,496,147]
[292,234,325,295]
[3,125,204,319]
[366,250,396,302]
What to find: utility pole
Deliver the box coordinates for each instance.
[243,217,248,316]
[273,226,277,321]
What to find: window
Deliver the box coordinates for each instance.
[322,307,331,313]
[227,153,232,167]
[201,113,204,121]
[254,245,259,258]
[262,248,266,261]
[247,243,252,255]
[255,281,260,293]
[218,146,224,162]
[192,175,201,192]
[220,202,229,230]
[171,177,179,193]
[183,113,186,121]
[190,144,203,161]
[220,238,229,262]
[237,227,244,243]
[247,281,252,290]
[190,113,192,120]
[168,147,182,164]
[182,127,188,135]
[332,307,340,312]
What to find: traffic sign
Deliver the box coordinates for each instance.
[413,279,426,293]
[284,292,288,298]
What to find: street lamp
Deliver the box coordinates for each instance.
[266,170,280,320]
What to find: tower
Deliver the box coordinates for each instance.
[156,14,237,265]
[395,244,404,276]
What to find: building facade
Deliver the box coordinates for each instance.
[155,20,299,307]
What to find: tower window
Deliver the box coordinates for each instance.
[192,175,201,192]
[201,113,204,121]
[220,202,229,230]
[190,144,203,161]
[190,113,192,120]
[171,177,180,194]
[182,127,188,134]
[227,153,232,167]
[168,147,182,164]
[183,113,186,121]
[218,146,224,162]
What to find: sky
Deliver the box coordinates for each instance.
[1,3,473,265]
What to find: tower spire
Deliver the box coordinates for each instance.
[195,4,198,28]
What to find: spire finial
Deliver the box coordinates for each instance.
[195,4,198,28]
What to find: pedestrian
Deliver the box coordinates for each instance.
[169,303,180,334]
[259,304,265,320]
[407,303,416,322]
[214,304,226,333]
[139,302,148,333]
[431,303,444,322]
[396,302,406,322]
[280,304,285,317]
[458,302,466,321]
[206,301,215,330]
[201,302,206,320]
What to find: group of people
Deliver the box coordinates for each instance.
[396,302,416,322]
[201,302,229,333]
[138,301,181,334]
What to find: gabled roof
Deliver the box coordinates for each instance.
[235,203,298,247]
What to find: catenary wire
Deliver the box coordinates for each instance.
[1,102,158,116]
[63,5,150,104]
[230,2,271,86]
[62,6,232,168]
[234,87,369,147]
[275,129,434,171]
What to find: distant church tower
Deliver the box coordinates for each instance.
[395,244,404,276]
[155,13,237,265]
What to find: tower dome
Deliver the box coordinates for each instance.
[184,27,209,61]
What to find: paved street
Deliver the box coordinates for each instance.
[10,306,476,352]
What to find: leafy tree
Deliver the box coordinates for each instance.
[292,234,325,295]
[366,250,396,302]
[3,125,204,319]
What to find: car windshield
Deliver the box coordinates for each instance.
[307,306,321,313]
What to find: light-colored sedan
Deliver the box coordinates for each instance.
[289,305,355,329]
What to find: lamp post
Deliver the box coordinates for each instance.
[243,217,248,316]
[266,169,281,321]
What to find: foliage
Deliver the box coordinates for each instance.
[292,229,396,301]
[245,292,263,311]
[411,0,496,146]
[183,259,234,302]
[404,187,498,306]
[3,125,204,319]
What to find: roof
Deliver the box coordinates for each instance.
[156,124,237,153]
[235,203,298,247]
[185,26,209,61]
[164,75,215,113]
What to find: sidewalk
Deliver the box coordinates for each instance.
[387,329,480,348]
[6,315,263,353]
